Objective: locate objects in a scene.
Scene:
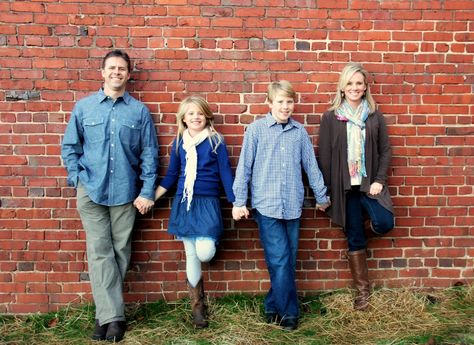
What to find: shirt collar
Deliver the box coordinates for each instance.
[97,88,131,104]
[264,112,301,129]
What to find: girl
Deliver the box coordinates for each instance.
[138,96,235,328]
[318,63,394,311]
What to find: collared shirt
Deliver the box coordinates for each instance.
[61,89,159,206]
[233,113,329,220]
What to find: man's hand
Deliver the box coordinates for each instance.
[232,206,249,221]
[133,196,155,215]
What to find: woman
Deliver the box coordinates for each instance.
[318,63,394,311]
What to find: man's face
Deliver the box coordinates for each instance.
[101,56,130,93]
[268,92,295,123]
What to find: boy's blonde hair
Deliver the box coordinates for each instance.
[176,96,222,152]
[267,80,296,102]
[329,63,377,113]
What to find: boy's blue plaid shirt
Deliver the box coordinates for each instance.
[233,113,329,220]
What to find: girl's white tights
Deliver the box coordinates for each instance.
[182,237,216,288]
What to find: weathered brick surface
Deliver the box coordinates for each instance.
[0,1,473,313]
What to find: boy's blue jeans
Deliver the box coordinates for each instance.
[345,186,394,252]
[253,210,300,320]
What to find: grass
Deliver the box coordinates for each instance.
[0,286,473,345]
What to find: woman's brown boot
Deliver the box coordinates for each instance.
[187,278,209,328]
[347,249,370,311]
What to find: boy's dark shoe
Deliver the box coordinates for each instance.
[105,321,127,343]
[91,319,109,341]
[264,312,279,324]
[280,318,298,331]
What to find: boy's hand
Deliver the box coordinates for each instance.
[232,206,249,221]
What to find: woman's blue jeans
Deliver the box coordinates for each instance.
[253,210,300,320]
[345,186,394,251]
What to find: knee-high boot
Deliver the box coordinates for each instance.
[347,249,370,311]
[187,278,208,328]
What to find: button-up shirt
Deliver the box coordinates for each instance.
[233,113,329,220]
[61,89,159,206]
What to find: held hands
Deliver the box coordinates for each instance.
[133,196,154,215]
[232,206,250,221]
[134,186,167,215]
[316,197,331,212]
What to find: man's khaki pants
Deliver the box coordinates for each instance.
[76,184,136,326]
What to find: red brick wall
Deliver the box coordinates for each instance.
[1,1,473,314]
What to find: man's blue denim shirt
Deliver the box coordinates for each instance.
[61,89,159,206]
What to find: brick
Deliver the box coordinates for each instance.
[0,1,472,313]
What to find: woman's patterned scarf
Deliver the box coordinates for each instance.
[335,99,370,178]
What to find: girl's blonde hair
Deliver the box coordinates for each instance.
[176,96,222,152]
[267,80,296,102]
[329,63,377,113]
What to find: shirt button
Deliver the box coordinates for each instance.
[110,170,114,173]
[110,157,113,160]
[111,144,114,147]
[111,131,114,134]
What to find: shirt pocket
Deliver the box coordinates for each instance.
[83,117,105,143]
[120,119,142,149]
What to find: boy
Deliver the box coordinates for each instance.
[232,80,330,331]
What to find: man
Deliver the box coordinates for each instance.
[61,50,158,342]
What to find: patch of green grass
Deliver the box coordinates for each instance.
[1,286,473,345]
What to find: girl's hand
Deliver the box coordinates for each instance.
[232,206,249,221]
[369,182,383,195]
[154,186,168,201]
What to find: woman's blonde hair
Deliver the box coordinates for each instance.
[329,63,377,113]
[176,96,222,152]
[267,80,296,102]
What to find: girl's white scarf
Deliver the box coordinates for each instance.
[181,128,209,211]
[335,99,370,179]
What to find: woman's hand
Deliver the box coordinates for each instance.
[369,182,383,195]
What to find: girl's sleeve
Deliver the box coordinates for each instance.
[216,138,236,203]
[159,139,181,190]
